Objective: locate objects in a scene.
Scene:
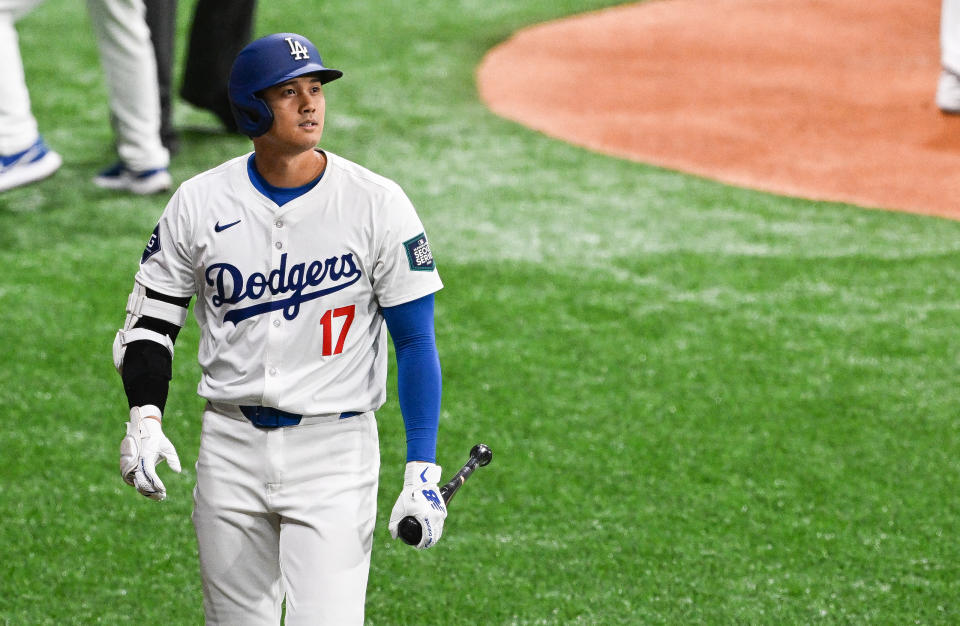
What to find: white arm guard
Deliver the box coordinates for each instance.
[112,328,174,373]
[125,288,188,326]
[112,281,186,373]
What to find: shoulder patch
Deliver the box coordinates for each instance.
[403,233,435,271]
[141,224,161,264]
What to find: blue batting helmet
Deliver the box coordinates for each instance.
[228,33,343,137]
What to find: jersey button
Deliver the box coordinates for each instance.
[269,368,277,376]
[273,319,281,327]
[275,241,283,249]
[275,220,283,228]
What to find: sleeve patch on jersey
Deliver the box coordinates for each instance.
[403,233,435,271]
[141,224,161,264]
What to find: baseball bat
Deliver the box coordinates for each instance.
[397,443,492,546]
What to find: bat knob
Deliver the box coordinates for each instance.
[471,443,493,466]
[397,516,423,546]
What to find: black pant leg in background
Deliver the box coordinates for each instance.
[180,0,257,131]
[144,0,179,151]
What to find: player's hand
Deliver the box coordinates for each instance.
[388,461,447,549]
[120,406,182,501]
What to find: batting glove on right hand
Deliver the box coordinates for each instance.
[120,405,181,501]
[388,462,447,549]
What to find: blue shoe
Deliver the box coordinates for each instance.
[0,136,62,192]
[93,162,171,195]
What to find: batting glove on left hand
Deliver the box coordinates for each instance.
[388,461,447,549]
[120,406,181,501]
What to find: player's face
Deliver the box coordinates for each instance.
[261,75,326,151]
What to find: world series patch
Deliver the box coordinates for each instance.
[141,223,161,264]
[403,233,435,271]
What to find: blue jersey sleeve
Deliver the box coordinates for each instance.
[381,293,441,463]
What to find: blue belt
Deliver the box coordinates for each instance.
[239,405,361,428]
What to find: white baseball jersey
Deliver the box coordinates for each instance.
[135,150,442,415]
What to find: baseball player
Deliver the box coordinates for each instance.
[113,32,446,624]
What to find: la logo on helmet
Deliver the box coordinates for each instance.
[285,37,310,60]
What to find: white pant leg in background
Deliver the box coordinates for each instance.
[84,0,168,171]
[943,0,960,74]
[0,0,44,154]
[193,407,380,626]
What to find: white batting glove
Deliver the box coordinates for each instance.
[120,405,181,501]
[389,461,447,549]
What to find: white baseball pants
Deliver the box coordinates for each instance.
[0,0,44,154]
[0,0,167,168]
[193,404,380,625]
[84,0,168,171]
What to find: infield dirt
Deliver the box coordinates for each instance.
[477,0,960,220]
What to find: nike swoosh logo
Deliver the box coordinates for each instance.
[215,219,241,232]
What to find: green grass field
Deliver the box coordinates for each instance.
[3,0,960,623]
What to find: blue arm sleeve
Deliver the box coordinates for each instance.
[382,293,441,463]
